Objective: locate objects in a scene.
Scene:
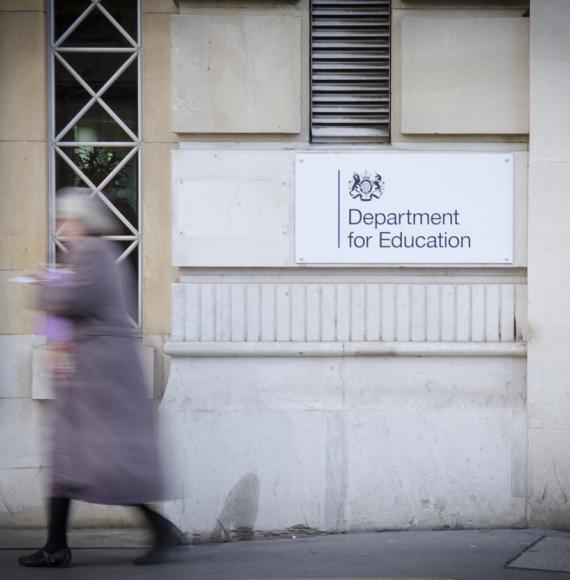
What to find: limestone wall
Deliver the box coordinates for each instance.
[8,0,570,535]
[527,0,570,529]
[0,0,179,527]
[161,0,536,536]
[0,0,49,528]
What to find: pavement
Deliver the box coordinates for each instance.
[1,527,570,580]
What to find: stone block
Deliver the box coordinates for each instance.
[0,468,45,528]
[528,427,570,528]
[159,352,527,534]
[0,466,141,528]
[142,14,178,143]
[0,0,46,12]
[171,14,301,133]
[394,1,529,8]
[526,7,570,531]
[160,357,344,533]
[31,345,51,400]
[0,271,39,334]
[142,143,176,334]
[166,356,343,411]
[143,334,168,398]
[342,356,526,528]
[0,142,47,270]
[343,356,525,409]
[0,12,46,140]
[161,405,330,533]
[345,406,525,529]
[172,150,293,267]
[143,0,177,12]
[0,0,44,9]
[139,343,155,398]
[527,345,570,430]
[0,399,45,469]
[530,1,570,161]
[0,335,35,399]
[401,16,529,134]
[527,162,570,344]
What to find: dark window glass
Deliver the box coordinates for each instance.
[100,0,137,41]
[63,52,131,92]
[61,103,133,142]
[61,8,131,47]
[52,0,139,322]
[56,146,134,188]
[102,153,138,228]
[56,146,138,230]
[54,0,91,41]
[100,61,138,132]
[54,59,91,135]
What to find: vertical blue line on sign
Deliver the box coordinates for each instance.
[337,170,341,249]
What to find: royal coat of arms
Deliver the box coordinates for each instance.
[348,171,385,201]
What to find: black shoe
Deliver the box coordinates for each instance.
[18,547,72,568]
[133,524,186,565]
[158,520,187,548]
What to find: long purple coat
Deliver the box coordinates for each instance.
[39,237,163,505]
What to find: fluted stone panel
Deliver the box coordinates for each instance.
[171,283,527,344]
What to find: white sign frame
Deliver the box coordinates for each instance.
[295,152,514,264]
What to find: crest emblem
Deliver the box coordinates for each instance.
[348,171,385,202]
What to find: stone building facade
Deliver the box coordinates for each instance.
[1,0,570,538]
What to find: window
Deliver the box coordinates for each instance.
[310,0,391,143]
[48,0,140,322]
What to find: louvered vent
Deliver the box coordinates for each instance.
[311,0,391,143]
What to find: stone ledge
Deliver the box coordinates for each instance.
[165,341,527,358]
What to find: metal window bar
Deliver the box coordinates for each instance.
[310,0,391,143]
[54,51,139,142]
[53,2,98,48]
[97,2,138,48]
[54,146,139,236]
[57,47,138,53]
[48,0,141,326]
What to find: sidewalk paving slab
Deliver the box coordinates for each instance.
[1,528,570,580]
[507,535,570,574]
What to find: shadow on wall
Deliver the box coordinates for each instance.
[210,472,260,542]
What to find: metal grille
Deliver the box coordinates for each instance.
[48,0,141,324]
[310,0,391,143]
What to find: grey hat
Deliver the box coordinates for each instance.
[56,187,116,235]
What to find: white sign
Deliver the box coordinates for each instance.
[295,153,513,264]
